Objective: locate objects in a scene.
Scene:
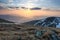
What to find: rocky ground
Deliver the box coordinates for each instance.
[0,25,60,40]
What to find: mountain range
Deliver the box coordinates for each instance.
[0,15,60,28]
[22,17,60,28]
[0,18,13,23]
[0,15,26,23]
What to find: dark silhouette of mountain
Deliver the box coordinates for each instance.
[0,18,13,23]
[0,15,25,23]
[22,17,60,28]
[22,20,40,26]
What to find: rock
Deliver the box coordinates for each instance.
[35,30,46,39]
[34,30,60,40]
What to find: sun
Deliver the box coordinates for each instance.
[21,2,35,18]
[24,9,33,18]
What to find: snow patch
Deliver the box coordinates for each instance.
[56,23,60,28]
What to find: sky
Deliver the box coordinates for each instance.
[0,0,60,9]
[0,0,60,23]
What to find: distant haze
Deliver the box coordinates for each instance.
[0,9,60,23]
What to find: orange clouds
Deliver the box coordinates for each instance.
[0,9,60,18]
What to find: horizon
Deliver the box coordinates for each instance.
[0,0,60,23]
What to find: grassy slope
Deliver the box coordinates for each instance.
[0,25,60,40]
[0,18,60,40]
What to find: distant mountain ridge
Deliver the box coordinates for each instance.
[0,15,25,23]
[0,18,13,23]
[22,17,60,28]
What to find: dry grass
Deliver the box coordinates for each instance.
[0,25,60,40]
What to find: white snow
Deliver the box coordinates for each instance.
[56,23,60,28]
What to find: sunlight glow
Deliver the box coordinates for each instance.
[24,9,33,18]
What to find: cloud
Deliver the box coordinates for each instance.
[0,3,6,6]
[21,7,28,9]
[0,2,20,10]
[42,8,60,11]
[8,0,13,3]
[0,3,7,10]
[0,0,60,10]
[8,6,20,10]
[0,6,4,9]
[30,7,41,10]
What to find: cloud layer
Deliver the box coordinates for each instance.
[0,0,60,10]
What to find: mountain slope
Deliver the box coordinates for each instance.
[22,17,60,28]
[0,18,13,23]
[0,17,60,40]
[0,18,22,31]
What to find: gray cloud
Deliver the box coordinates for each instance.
[30,7,41,10]
[0,6,4,9]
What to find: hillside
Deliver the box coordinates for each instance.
[0,26,60,40]
[0,17,60,40]
[0,18,21,31]
[0,18,13,23]
[22,17,60,28]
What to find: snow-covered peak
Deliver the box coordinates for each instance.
[22,17,60,28]
[56,23,60,28]
[34,17,60,28]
